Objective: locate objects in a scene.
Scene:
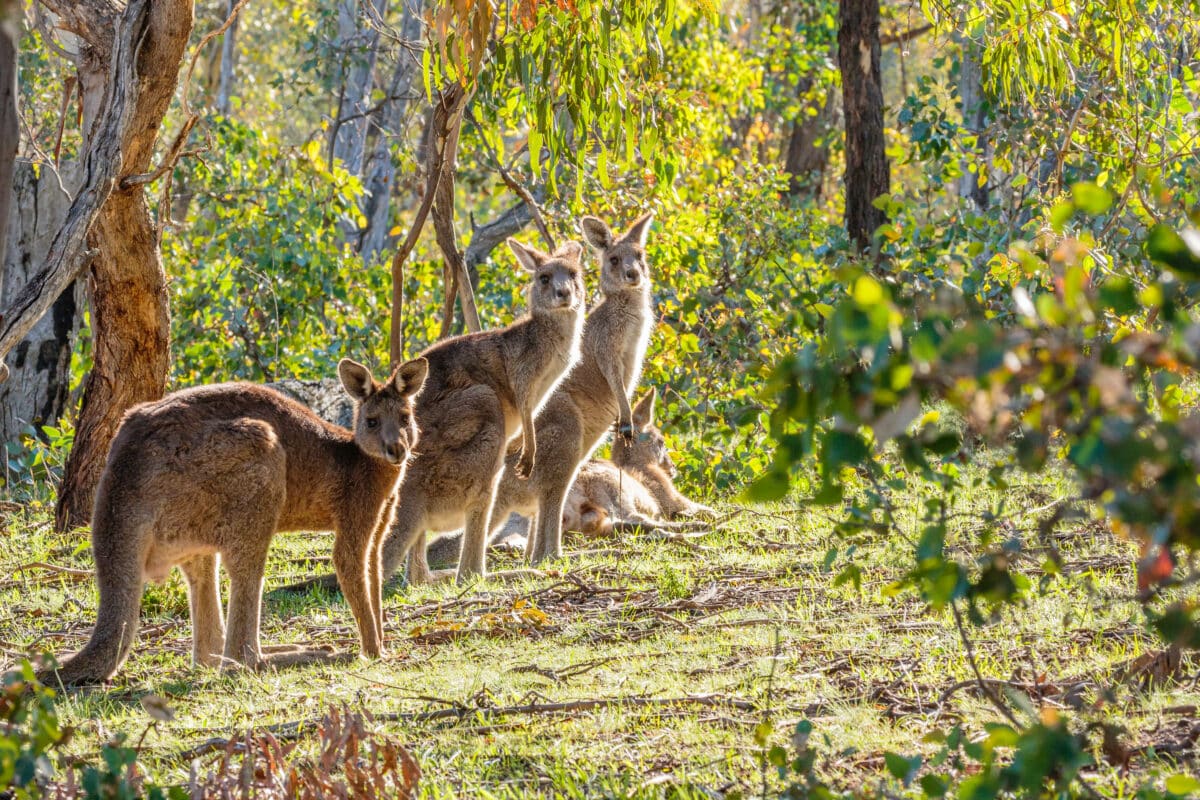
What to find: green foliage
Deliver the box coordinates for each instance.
[0,662,68,797]
[754,198,1200,797]
[2,422,74,505]
[165,118,398,382]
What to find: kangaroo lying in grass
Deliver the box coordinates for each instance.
[424,387,715,565]
[562,387,714,537]
[39,358,427,687]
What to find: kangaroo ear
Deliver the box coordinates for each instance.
[580,216,614,250]
[554,240,583,262]
[392,357,429,398]
[621,212,655,247]
[507,237,546,272]
[631,387,657,428]
[338,358,375,402]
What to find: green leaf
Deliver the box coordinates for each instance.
[852,275,885,308]
[1167,774,1200,796]
[1070,181,1112,214]
[744,469,789,502]
[1049,200,1075,231]
[919,774,948,797]
[1146,225,1200,277]
[823,429,869,469]
[883,751,920,784]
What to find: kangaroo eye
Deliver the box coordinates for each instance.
[366,418,379,429]
[609,256,620,266]
[539,274,550,285]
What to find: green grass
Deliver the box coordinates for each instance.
[0,453,1196,798]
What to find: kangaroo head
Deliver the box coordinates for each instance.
[507,238,586,317]
[611,387,676,478]
[338,357,428,466]
[580,212,654,295]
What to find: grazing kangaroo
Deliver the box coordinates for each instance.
[380,237,587,584]
[563,388,714,537]
[407,212,656,578]
[39,358,427,687]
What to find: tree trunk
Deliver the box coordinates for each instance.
[838,0,890,253]
[783,79,835,202]
[216,0,239,115]
[329,0,388,177]
[957,29,990,210]
[360,5,422,264]
[430,94,481,335]
[0,0,18,275]
[1,162,84,448]
[54,0,194,532]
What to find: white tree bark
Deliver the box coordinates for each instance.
[1,162,85,446]
[957,26,990,209]
[360,3,422,263]
[329,0,389,176]
[216,0,239,115]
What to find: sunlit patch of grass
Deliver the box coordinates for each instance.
[0,448,1194,797]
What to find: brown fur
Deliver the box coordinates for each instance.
[380,238,587,583]
[39,358,427,687]
[563,388,714,536]
[419,389,713,564]
[452,213,656,569]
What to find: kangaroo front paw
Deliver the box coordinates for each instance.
[516,450,535,478]
[616,422,635,441]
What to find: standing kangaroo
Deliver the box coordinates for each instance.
[39,358,427,687]
[409,213,655,575]
[421,386,714,565]
[379,238,587,584]
[563,387,714,537]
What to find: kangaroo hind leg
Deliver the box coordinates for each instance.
[179,554,225,667]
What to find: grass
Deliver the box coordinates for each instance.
[0,450,1196,798]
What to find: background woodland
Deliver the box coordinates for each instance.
[2,0,1200,797]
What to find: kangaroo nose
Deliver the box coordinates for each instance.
[386,443,403,462]
[556,287,571,300]
[625,269,638,282]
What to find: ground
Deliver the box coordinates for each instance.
[0,453,1196,798]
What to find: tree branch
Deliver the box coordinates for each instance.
[430,90,481,336]
[880,22,933,47]
[464,200,537,270]
[465,107,555,251]
[0,0,151,384]
[388,83,468,366]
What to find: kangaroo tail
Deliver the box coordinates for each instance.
[39,514,144,688]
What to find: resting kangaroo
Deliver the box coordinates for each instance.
[445,212,657,569]
[379,238,587,584]
[39,358,427,687]
[423,387,715,565]
[563,387,714,536]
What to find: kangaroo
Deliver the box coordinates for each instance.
[473,212,658,568]
[38,358,427,687]
[422,387,714,564]
[563,388,714,537]
[378,237,586,584]
[410,214,655,577]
